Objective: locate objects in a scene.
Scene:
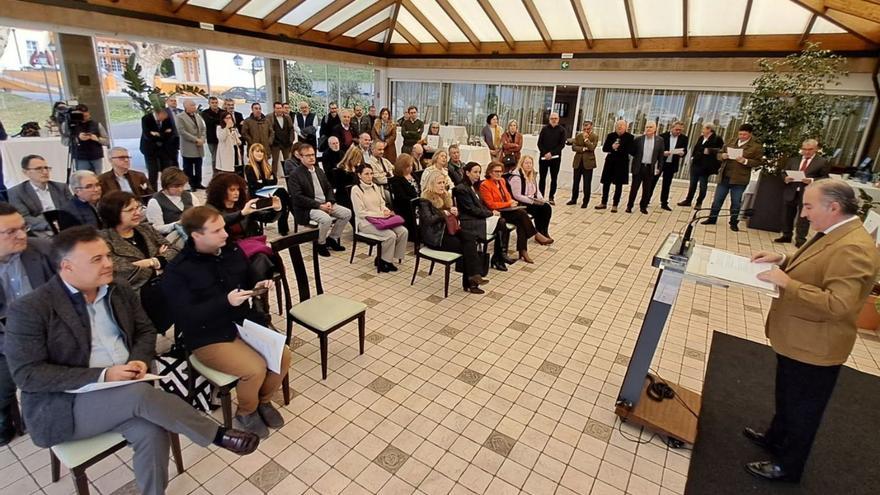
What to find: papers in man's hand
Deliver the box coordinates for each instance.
[785,170,806,181]
[66,373,164,394]
[236,320,286,374]
[706,250,778,295]
[726,147,743,160]
[256,186,281,198]
[864,210,880,245]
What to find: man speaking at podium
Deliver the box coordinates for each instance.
[746,179,880,482]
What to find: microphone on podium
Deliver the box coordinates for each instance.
[673,208,756,256]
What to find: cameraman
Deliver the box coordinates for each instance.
[71,104,109,173]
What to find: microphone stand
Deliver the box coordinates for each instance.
[670,208,755,258]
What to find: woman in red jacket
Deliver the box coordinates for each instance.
[479,162,551,263]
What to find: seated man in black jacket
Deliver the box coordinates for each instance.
[59,170,103,230]
[287,143,351,257]
[6,226,258,495]
[162,206,291,438]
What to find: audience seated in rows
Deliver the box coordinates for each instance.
[508,155,554,240]
[419,174,488,294]
[146,167,200,236]
[368,140,394,186]
[60,170,103,230]
[388,154,421,239]
[0,203,55,447]
[453,162,514,272]
[479,162,551,264]
[162,207,291,439]
[287,143,351,257]
[244,143,290,235]
[99,146,154,200]
[446,144,465,185]
[410,144,426,171]
[321,136,343,175]
[420,148,453,193]
[350,164,408,273]
[332,109,355,154]
[8,154,71,237]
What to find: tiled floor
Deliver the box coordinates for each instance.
[3,182,880,495]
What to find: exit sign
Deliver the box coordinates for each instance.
[561,61,570,70]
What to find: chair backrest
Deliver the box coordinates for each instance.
[409,197,422,250]
[270,229,323,304]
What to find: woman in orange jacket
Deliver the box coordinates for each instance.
[479,162,551,263]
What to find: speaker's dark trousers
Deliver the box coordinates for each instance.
[765,353,841,480]
[538,157,561,200]
[627,164,658,210]
[655,166,676,207]
[571,168,593,206]
[601,183,623,207]
[782,188,810,244]
[683,171,710,207]
[182,156,203,189]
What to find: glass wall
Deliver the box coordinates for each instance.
[498,85,554,135]
[390,81,442,125]
[0,27,66,133]
[284,61,375,119]
[444,83,498,136]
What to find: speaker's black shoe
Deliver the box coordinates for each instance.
[774,236,792,243]
[661,205,672,211]
[566,199,577,205]
[640,208,648,214]
[730,223,740,232]
[625,207,633,213]
[677,200,691,207]
[742,427,778,453]
[795,239,806,248]
[502,255,517,265]
[491,258,508,271]
[745,461,797,482]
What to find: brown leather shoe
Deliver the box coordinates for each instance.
[535,233,553,245]
[519,250,534,264]
[468,275,490,286]
[217,429,260,455]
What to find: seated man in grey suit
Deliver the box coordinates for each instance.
[7,154,72,237]
[4,226,259,495]
[0,203,55,446]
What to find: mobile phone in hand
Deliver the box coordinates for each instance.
[253,197,273,210]
[251,286,270,296]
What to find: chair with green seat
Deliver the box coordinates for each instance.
[187,353,239,428]
[274,228,367,380]
[49,431,185,495]
[409,198,463,298]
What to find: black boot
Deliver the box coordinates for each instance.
[277,211,289,236]
[491,255,508,271]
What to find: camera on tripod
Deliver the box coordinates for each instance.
[53,100,84,140]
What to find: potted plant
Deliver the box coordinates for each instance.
[122,54,207,115]
[745,43,853,232]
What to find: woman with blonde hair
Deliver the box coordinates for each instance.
[500,119,523,171]
[243,143,290,235]
[419,174,487,294]
[420,148,451,193]
[508,155,553,240]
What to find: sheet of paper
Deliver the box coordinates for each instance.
[426,135,440,149]
[706,250,777,293]
[237,320,286,374]
[726,147,743,159]
[653,271,682,305]
[785,170,806,181]
[863,210,880,245]
[65,373,164,394]
[256,186,281,198]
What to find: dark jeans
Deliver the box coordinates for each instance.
[0,353,14,427]
[436,230,480,285]
[571,168,593,205]
[500,209,536,251]
[782,190,810,242]
[657,167,675,206]
[708,175,747,224]
[144,155,162,191]
[683,172,710,206]
[765,354,840,480]
[525,202,552,236]
[601,182,624,207]
[182,156,203,189]
[538,157,561,200]
[627,165,658,210]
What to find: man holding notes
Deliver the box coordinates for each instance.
[702,123,763,232]
[163,206,291,438]
[776,139,830,247]
[746,179,880,483]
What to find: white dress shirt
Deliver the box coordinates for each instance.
[30,181,57,212]
[62,282,129,379]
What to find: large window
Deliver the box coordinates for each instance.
[390,81,441,124]
[444,83,498,136]
[0,27,66,133]
[498,85,554,136]
[285,61,375,119]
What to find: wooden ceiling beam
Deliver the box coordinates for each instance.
[436,0,481,50]
[298,0,353,35]
[791,0,880,44]
[328,0,395,41]
[354,18,390,45]
[477,0,515,50]
[400,0,449,51]
[219,0,250,21]
[826,0,880,23]
[623,0,639,48]
[263,0,306,29]
[738,0,753,47]
[168,0,189,13]
[683,0,689,48]
[394,23,421,52]
[800,13,818,46]
[523,0,552,50]
[384,0,402,52]
[570,0,594,49]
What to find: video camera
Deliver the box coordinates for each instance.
[53,100,84,142]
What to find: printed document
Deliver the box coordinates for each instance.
[426,135,440,149]
[237,320,286,374]
[706,250,777,294]
[256,186,281,197]
[785,170,806,181]
[66,374,164,394]
[726,147,743,160]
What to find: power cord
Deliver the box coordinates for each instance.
[648,368,700,419]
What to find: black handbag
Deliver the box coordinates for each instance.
[155,344,218,413]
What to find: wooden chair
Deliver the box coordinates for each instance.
[274,228,367,380]
[409,198,463,298]
[187,354,240,428]
[9,394,25,436]
[50,432,184,495]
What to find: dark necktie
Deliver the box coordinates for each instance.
[800,231,825,252]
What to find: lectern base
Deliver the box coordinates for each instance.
[614,374,702,445]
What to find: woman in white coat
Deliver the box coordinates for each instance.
[216,112,242,173]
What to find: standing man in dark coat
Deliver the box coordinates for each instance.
[678,123,724,210]
[294,101,318,150]
[537,112,567,205]
[596,120,634,213]
[656,121,689,211]
[270,102,295,177]
[201,96,224,173]
[319,102,341,153]
[626,122,665,214]
[139,108,176,191]
[776,139,831,247]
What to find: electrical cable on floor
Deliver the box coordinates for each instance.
[649,368,700,419]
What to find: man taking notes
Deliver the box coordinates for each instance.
[746,179,880,483]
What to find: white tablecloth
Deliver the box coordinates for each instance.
[522,133,602,194]
[438,125,468,145]
[458,145,491,165]
[744,172,880,210]
[1,137,74,187]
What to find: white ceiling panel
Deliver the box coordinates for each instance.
[397,7,438,43]
[391,30,407,43]
[411,0,468,43]
[369,31,387,42]
[632,0,682,38]
[811,16,847,34]
[344,7,394,37]
[747,0,811,35]
[279,0,334,26]
[580,0,631,39]
[315,0,380,32]
[189,0,229,10]
[534,0,582,40]
[447,0,503,42]
[487,0,541,41]
[689,0,747,36]
[238,0,286,19]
